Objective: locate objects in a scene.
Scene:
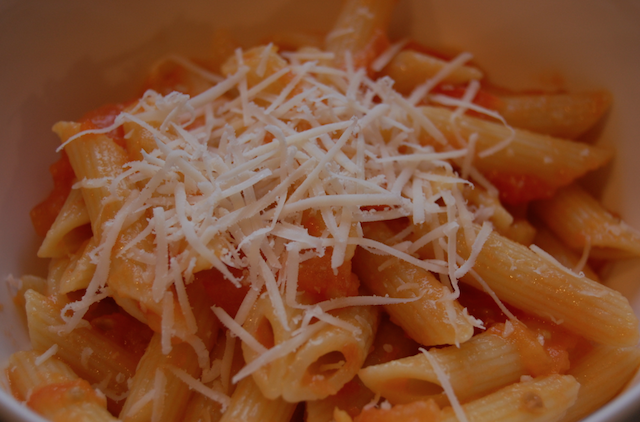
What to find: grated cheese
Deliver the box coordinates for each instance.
[34,344,58,366]
[167,365,231,412]
[51,43,509,402]
[151,369,167,422]
[419,347,469,422]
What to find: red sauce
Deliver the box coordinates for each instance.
[355,29,391,72]
[515,316,579,374]
[29,152,76,237]
[457,284,510,330]
[297,251,360,303]
[90,312,154,360]
[482,170,558,205]
[27,379,106,415]
[460,285,579,375]
[487,317,578,377]
[332,378,372,418]
[30,102,131,237]
[78,103,128,148]
[195,266,249,318]
[297,211,360,302]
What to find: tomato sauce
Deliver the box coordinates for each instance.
[30,102,130,237]
[297,251,360,302]
[195,267,249,318]
[482,170,558,205]
[90,313,154,360]
[460,284,579,376]
[78,103,128,148]
[356,29,391,72]
[297,211,360,302]
[27,379,106,415]
[29,152,76,237]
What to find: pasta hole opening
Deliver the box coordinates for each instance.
[254,317,275,349]
[307,351,346,378]
[385,378,444,397]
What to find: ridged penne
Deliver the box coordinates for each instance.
[119,281,219,422]
[531,227,600,281]
[54,122,130,241]
[439,374,579,422]
[218,376,296,422]
[353,221,474,346]
[561,345,640,422]
[6,351,118,422]
[449,226,638,346]
[25,289,139,400]
[358,330,528,406]
[324,0,395,68]
[382,50,484,95]
[242,295,379,402]
[532,183,640,259]
[494,91,612,139]
[306,315,420,422]
[58,237,98,294]
[38,188,91,258]
[420,105,613,204]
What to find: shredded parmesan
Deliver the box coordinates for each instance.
[50,43,509,402]
[419,348,469,422]
[529,244,585,279]
[167,365,231,412]
[34,344,58,366]
[151,369,167,422]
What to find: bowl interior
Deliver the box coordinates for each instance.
[1,1,640,421]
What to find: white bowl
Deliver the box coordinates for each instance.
[1,0,639,421]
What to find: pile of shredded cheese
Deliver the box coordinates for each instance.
[55,45,510,411]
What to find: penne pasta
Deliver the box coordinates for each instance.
[353,221,475,346]
[413,222,639,346]
[324,0,395,68]
[420,105,613,204]
[54,122,130,241]
[531,227,600,281]
[358,329,529,406]
[562,345,640,422]
[7,351,118,422]
[305,314,420,422]
[241,295,379,402]
[37,187,91,259]
[25,289,140,400]
[439,374,580,422]
[494,91,612,139]
[119,281,220,422]
[58,237,98,294]
[218,376,296,422]
[7,2,640,422]
[532,183,640,259]
[381,49,484,95]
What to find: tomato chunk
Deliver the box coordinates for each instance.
[297,250,360,303]
[196,267,249,318]
[29,152,76,236]
[79,103,127,147]
[483,170,558,205]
